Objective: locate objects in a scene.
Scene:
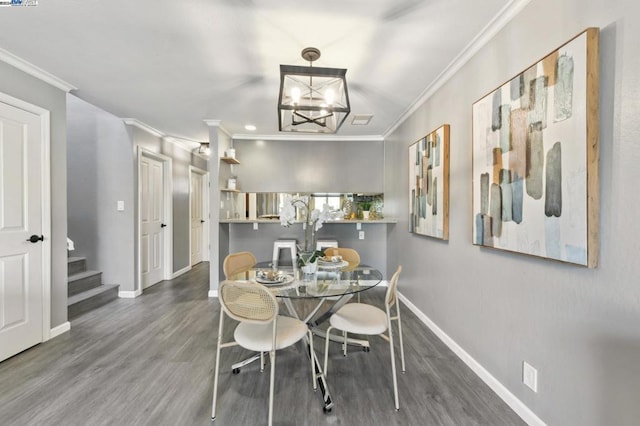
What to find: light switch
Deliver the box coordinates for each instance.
[253,222,259,230]
[359,231,365,240]
[356,222,362,230]
[117,200,125,211]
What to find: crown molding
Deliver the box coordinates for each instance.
[123,118,165,138]
[203,119,232,137]
[383,0,533,138]
[163,136,211,160]
[0,47,77,93]
[232,133,385,142]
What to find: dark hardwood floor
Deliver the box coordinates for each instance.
[0,262,524,425]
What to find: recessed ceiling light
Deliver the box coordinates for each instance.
[245,124,256,131]
[351,114,373,125]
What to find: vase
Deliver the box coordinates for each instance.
[300,258,317,283]
[362,211,370,220]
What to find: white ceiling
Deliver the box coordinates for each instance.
[0,0,516,142]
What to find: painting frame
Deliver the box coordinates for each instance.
[471,28,599,267]
[409,124,450,240]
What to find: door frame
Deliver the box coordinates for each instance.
[0,91,51,340]
[189,166,210,266]
[136,147,173,293]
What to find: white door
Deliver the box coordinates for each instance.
[0,101,45,362]
[190,171,204,266]
[140,155,165,288]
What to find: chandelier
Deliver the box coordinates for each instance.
[277,47,350,134]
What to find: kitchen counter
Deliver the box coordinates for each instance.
[219,218,398,224]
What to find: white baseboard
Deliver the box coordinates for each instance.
[172,265,191,279]
[119,289,142,298]
[49,321,70,339]
[397,292,546,426]
[208,290,218,298]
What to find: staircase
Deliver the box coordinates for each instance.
[67,257,119,319]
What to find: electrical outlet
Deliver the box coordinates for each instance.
[359,231,365,240]
[523,361,538,392]
[356,222,362,230]
[116,200,125,211]
[253,222,259,230]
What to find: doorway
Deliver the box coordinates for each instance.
[189,166,209,266]
[137,148,172,291]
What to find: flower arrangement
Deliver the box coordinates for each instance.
[280,194,331,267]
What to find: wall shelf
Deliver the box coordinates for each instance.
[221,157,240,165]
[221,188,240,193]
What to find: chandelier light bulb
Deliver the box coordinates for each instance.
[291,87,301,105]
[325,89,335,105]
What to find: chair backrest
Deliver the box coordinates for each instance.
[324,247,360,270]
[218,280,278,324]
[385,265,403,309]
[223,251,257,279]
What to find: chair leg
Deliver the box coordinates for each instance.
[342,330,348,356]
[397,306,406,373]
[268,350,275,426]
[211,310,225,421]
[324,326,334,377]
[260,351,265,372]
[308,330,317,390]
[387,316,400,410]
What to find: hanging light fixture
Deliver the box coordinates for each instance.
[278,47,350,134]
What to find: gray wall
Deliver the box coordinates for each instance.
[211,136,385,291]
[67,100,208,293]
[67,95,135,290]
[384,0,640,425]
[232,138,384,193]
[0,61,68,328]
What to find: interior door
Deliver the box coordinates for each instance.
[0,101,44,362]
[140,155,165,288]
[190,171,204,266]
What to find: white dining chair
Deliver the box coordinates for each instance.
[211,280,317,425]
[323,265,405,410]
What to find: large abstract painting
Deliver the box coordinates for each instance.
[472,28,599,267]
[409,124,449,240]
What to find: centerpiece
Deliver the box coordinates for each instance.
[279,194,331,272]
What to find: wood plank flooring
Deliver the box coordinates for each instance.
[0,263,524,425]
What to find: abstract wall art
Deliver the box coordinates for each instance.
[409,124,449,240]
[472,28,599,267]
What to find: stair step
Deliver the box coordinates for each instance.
[67,256,87,276]
[68,284,119,319]
[68,270,103,296]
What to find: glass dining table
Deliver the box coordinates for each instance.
[227,261,384,413]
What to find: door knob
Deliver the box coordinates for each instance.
[160,223,167,228]
[27,234,44,243]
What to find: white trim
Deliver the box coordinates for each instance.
[202,119,234,138]
[49,322,70,339]
[208,290,218,298]
[163,136,210,160]
[0,92,53,342]
[172,265,192,279]
[123,118,164,138]
[136,147,174,292]
[383,0,533,137]
[0,48,77,93]
[232,133,385,142]
[397,292,546,426]
[119,289,143,298]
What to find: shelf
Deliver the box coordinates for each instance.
[221,157,240,164]
[221,188,240,193]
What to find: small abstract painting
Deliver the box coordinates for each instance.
[409,124,449,240]
[472,28,599,267]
